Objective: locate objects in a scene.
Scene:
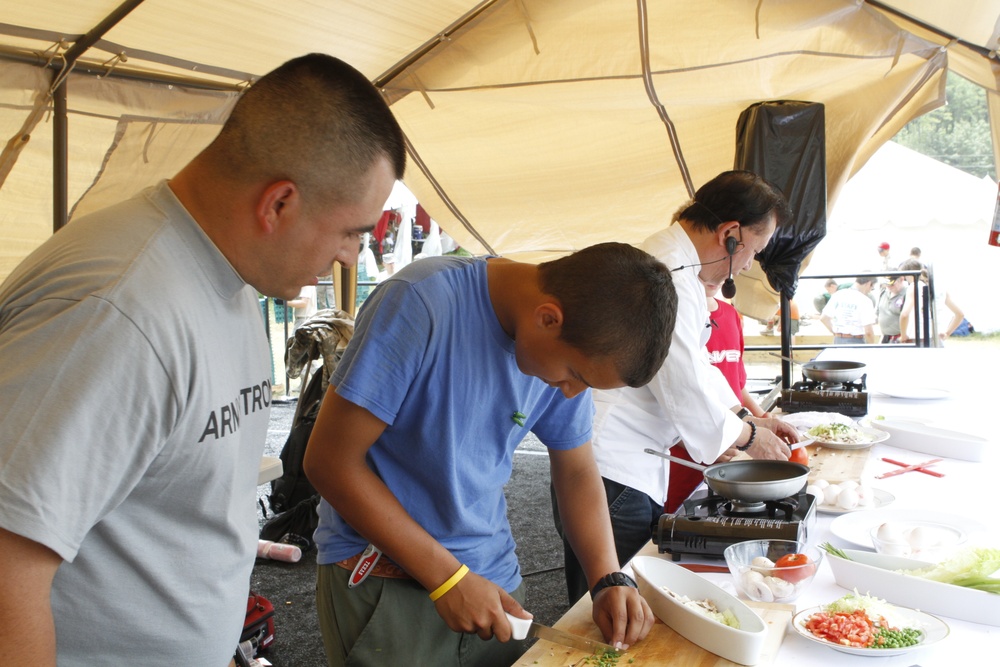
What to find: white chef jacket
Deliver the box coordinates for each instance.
[592,223,745,503]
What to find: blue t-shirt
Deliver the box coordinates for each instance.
[314,256,593,591]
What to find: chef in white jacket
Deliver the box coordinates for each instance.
[553,170,801,602]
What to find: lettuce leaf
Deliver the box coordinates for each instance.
[899,547,1000,594]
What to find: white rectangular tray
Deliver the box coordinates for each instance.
[826,548,1000,626]
[871,419,990,462]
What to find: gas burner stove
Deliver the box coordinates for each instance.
[654,489,816,561]
[778,376,870,417]
[791,375,867,392]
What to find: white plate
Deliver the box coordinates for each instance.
[829,508,988,550]
[817,488,894,515]
[792,603,949,656]
[810,427,889,450]
[780,412,856,432]
[876,386,951,400]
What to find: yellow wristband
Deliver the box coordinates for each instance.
[428,564,470,602]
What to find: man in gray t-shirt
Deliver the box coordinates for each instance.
[0,54,405,666]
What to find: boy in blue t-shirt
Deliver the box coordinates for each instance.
[305,243,677,667]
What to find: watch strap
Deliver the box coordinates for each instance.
[735,407,751,420]
[589,571,638,599]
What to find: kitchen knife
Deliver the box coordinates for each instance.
[505,613,619,655]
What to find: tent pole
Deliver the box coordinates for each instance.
[52,84,68,232]
[50,0,147,231]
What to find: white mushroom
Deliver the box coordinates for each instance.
[740,569,774,602]
[764,575,796,599]
[750,556,775,575]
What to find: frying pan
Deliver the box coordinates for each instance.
[800,360,866,384]
[644,449,809,503]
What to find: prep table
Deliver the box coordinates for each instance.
[516,345,1000,665]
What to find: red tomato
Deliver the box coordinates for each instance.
[773,553,816,583]
[789,446,809,467]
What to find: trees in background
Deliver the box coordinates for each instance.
[895,73,995,180]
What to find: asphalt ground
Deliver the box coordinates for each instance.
[252,399,570,667]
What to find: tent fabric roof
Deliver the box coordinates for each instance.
[1,1,999,316]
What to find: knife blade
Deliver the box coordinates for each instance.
[505,613,619,655]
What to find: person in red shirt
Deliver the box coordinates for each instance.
[664,283,768,513]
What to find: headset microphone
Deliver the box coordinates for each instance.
[721,234,738,298]
[721,273,737,299]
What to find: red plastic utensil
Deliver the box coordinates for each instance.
[876,458,943,479]
[881,457,945,478]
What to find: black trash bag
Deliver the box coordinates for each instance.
[259,495,320,552]
[735,100,828,300]
[267,366,325,515]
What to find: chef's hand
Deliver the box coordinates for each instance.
[713,446,740,463]
[746,427,792,461]
[750,415,801,444]
[432,570,527,642]
[591,583,654,652]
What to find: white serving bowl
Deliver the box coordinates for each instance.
[632,555,767,665]
[723,539,823,603]
[869,521,966,562]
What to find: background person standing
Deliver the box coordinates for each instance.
[820,276,878,344]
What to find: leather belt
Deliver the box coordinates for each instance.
[835,333,864,339]
[335,552,412,579]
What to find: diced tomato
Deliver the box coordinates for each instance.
[804,610,876,648]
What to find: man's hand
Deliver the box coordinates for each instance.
[433,571,528,642]
[591,583,654,651]
[713,446,740,463]
[750,415,800,444]
[746,426,792,460]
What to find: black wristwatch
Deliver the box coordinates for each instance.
[590,571,638,599]
[735,407,751,421]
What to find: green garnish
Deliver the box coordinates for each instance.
[820,542,850,560]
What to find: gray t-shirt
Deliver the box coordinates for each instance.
[0,182,272,665]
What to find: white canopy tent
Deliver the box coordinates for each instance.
[1,0,999,318]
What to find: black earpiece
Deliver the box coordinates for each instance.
[725,235,739,256]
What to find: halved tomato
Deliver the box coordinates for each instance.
[774,553,816,583]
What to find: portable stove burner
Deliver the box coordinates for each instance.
[654,489,816,561]
[791,374,867,392]
[778,375,870,417]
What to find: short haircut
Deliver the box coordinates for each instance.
[910,247,922,257]
[204,53,406,209]
[537,243,677,387]
[824,278,838,288]
[675,170,792,233]
[899,257,928,282]
[856,276,877,286]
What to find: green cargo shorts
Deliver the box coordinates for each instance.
[316,562,528,667]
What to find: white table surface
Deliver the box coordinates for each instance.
[611,346,999,664]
